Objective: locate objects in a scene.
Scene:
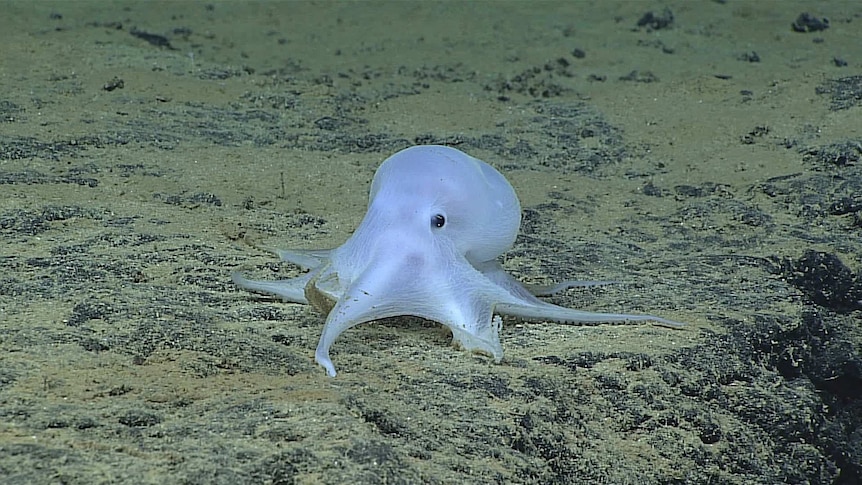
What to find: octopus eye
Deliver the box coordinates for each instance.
[431,214,446,228]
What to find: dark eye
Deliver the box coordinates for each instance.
[431,214,445,228]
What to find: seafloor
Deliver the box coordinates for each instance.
[1,2,860,484]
